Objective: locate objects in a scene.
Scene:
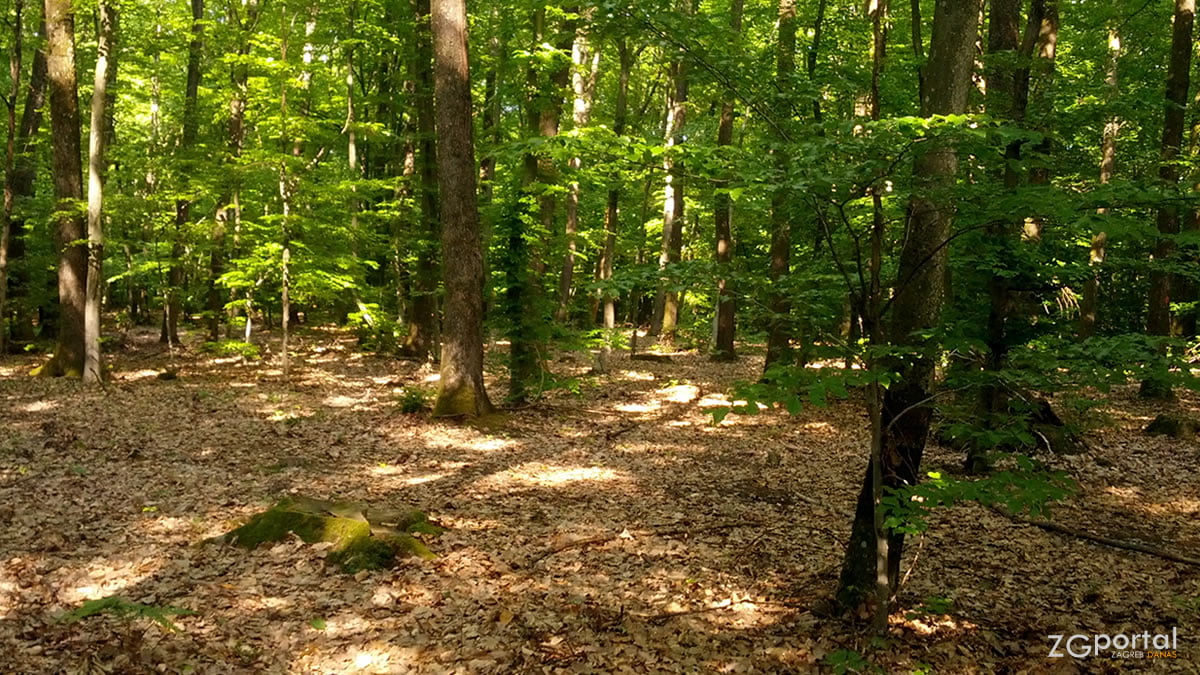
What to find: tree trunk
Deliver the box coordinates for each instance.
[836,0,982,613]
[1080,26,1120,339]
[651,27,690,343]
[162,0,203,346]
[1142,0,1194,399]
[0,0,23,356]
[430,0,493,417]
[404,0,440,361]
[597,38,633,374]
[712,0,744,362]
[40,0,86,377]
[83,0,116,383]
[763,0,801,374]
[556,19,599,322]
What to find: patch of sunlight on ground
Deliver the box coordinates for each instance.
[63,556,164,605]
[17,400,60,413]
[482,464,628,490]
[323,394,365,408]
[368,467,448,486]
[901,614,979,637]
[118,369,165,382]
[660,384,700,403]
[1156,498,1200,515]
[422,373,441,383]
[135,516,197,537]
[615,401,659,413]
[1105,486,1143,499]
[0,578,18,618]
[622,370,655,381]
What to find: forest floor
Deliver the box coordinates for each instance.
[0,326,1198,674]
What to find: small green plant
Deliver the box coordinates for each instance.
[200,339,260,360]
[397,387,429,413]
[59,596,196,632]
[823,648,874,674]
[905,595,954,620]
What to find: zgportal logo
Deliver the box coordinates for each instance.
[1047,628,1179,659]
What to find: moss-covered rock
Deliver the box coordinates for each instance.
[208,495,443,573]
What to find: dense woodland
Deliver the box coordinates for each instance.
[1,0,1200,671]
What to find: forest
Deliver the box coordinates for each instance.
[0,0,1198,671]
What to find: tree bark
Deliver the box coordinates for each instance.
[430,0,493,417]
[40,0,86,376]
[1142,0,1194,399]
[403,0,441,361]
[83,0,116,384]
[836,0,982,613]
[712,0,744,361]
[0,0,24,356]
[763,0,797,375]
[556,18,598,322]
[597,38,633,374]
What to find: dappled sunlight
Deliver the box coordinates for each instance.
[17,399,60,413]
[57,555,165,606]
[659,384,700,403]
[478,463,629,490]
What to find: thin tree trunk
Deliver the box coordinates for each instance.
[0,0,23,356]
[763,0,798,375]
[836,0,982,614]
[1142,0,1194,399]
[40,0,86,377]
[1081,26,1120,339]
[404,0,440,361]
[556,18,599,322]
[430,0,493,417]
[597,38,633,374]
[712,0,743,361]
[162,0,204,346]
[83,0,116,384]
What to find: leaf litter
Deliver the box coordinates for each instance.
[0,326,1196,673]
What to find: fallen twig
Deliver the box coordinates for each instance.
[525,520,760,567]
[991,506,1200,567]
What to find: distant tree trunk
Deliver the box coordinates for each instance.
[836,0,981,613]
[403,0,440,361]
[40,0,86,377]
[651,8,691,344]
[161,0,203,346]
[763,0,797,375]
[0,0,23,356]
[556,19,599,322]
[1142,0,1194,399]
[712,0,744,362]
[430,0,493,417]
[596,38,633,374]
[3,34,45,348]
[83,0,116,384]
[1081,26,1120,339]
[478,7,502,206]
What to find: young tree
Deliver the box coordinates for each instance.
[39,0,86,377]
[1080,25,1121,340]
[430,0,493,417]
[83,0,118,384]
[836,0,983,613]
[762,0,797,374]
[556,19,598,322]
[0,0,24,357]
[711,0,744,362]
[596,37,633,374]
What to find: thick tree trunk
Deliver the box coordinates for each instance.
[430,0,493,417]
[712,0,743,362]
[1142,0,1194,399]
[83,0,116,383]
[836,0,982,613]
[40,0,86,377]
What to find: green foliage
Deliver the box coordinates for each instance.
[59,596,196,633]
[349,303,402,354]
[881,460,1075,536]
[396,387,430,414]
[200,340,261,361]
[823,648,876,674]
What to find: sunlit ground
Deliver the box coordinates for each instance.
[0,326,1197,672]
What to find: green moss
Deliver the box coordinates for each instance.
[223,500,370,549]
[329,533,436,573]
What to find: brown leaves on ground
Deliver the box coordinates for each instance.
[0,326,1197,673]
